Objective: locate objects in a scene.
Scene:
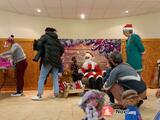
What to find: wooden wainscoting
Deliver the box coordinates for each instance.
[0,38,53,91]
[0,38,160,90]
[122,39,160,88]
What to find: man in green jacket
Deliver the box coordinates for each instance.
[32,27,64,100]
[123,24,145,75]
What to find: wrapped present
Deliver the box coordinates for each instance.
[0,56,13,68]
[75,80,83,89]
[59,81,67,93]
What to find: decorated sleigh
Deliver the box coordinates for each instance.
[59,69,85,98]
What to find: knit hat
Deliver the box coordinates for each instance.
[122,90,139,100]
[123,24,133,31]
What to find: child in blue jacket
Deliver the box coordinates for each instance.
[122,90,142,120]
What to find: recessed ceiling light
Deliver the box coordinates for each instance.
[125,10,129,14]
[36,8,41,13]
[80,14,85,19]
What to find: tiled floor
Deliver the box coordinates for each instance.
[0,89,159,120]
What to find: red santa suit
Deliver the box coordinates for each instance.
[80,52,103,90]
[81,59,102,80]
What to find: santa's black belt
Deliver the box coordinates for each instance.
[86,70,96,72]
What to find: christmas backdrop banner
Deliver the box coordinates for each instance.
[60,39,121,69]
[60,39,121,56]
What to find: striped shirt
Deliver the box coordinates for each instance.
[103,63,146,93]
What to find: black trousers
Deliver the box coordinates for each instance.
[89,77,103,90]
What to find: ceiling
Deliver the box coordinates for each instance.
[0,0,160,19]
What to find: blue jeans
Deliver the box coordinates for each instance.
[37,63,59,96]
[154,112,160,120]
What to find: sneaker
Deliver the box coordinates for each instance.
[11,92,23,97]
[52,93,60,99]
[32,95,42,101]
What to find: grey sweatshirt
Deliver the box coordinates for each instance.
[103,63,146,93]
[1,43,26,64]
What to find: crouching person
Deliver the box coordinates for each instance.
[103,52,147,108]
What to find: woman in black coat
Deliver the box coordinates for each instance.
[32,27,64,100]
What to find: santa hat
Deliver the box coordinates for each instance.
[123,24,133,31]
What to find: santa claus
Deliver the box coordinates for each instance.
[80,52,103,90]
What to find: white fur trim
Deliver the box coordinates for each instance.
[89,75,94,79]
[103,84,112,91]
[82,60,97,69]
[123,27,133,30]
[84,72,88,76]
[96,75,102,79]
[119,74,140,81]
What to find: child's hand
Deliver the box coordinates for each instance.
[156,89,160,98]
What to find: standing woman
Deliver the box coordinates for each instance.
[0,35,27,96]
[123,24,145,75]
[32,27,64,100]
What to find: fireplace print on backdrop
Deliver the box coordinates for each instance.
[60,39,121,70]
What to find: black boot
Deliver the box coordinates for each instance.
[89,77,96,89]
[96,77,103,90]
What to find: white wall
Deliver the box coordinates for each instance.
[0,10,160,39]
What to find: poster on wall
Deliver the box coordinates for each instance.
[60,39,121,70]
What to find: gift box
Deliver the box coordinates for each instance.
[0,56,13,68]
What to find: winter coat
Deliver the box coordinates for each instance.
[126,34,145,72]
[37,31,64,69]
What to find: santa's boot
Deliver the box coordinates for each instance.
[89,77,96,89]
[96,77,103,91]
